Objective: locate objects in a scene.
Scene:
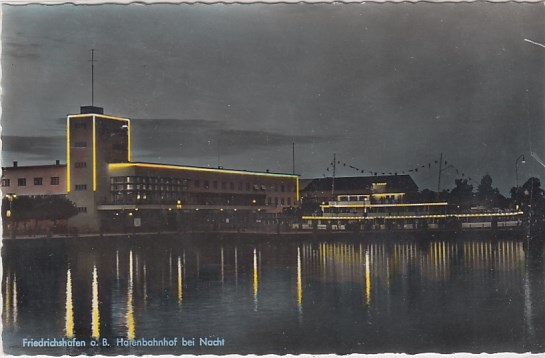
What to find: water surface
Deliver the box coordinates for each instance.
[2,232,544,355]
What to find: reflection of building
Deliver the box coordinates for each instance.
[2,106,299,233]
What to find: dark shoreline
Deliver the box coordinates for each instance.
[1,226,528,243]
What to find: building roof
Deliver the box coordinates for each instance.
[109,161,299,178]
[2,164,67,171]
[300,175,418,193]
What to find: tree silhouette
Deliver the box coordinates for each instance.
[476,174,507,208]
[449,179,474,205]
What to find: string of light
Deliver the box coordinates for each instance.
[323,156,475,184]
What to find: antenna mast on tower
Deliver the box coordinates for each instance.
[90,49,97,106]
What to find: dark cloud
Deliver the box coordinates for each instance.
[131,118,331,159]
[1,135,64,162]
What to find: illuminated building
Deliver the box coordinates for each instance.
[299,178,523,230]
[3,106,299,233]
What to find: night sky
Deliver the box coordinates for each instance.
[2,3,544,194]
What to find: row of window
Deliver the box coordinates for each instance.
[111,176,186,185]
[268,197,292,206]
[193,180,294,193]
[2,177,60,187]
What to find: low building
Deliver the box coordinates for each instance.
[300,175,419,205]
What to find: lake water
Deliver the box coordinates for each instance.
[2,231,545,355]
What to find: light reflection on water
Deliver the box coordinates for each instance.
[2,233,544,354]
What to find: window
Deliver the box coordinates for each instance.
[238,182,243,191]
[2,179,10,187]
[267,197,272,205]
[194,180,200,188]
[246,183,251,191]
[74,142,87,148]
[51,177,60,185]
[213,181,218,189]
[221,181,227,190]
[75,184,87,191]
[204,180,209,189]
[288,198,291,206]
[17,178,26,187]
[230,182,235,190]
[281,185,285,192]
[74,162,87,168]
[34,177,43,186]
[274,198,278,206]
[281,198,285,205]
[77,207,87,213]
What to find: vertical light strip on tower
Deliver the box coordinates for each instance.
[66,117,71,193]
[296,177,299,202]
[93,115,97,191]
[127,120,131,162]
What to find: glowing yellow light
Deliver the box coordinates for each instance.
[177,256,183,305]
[321,202,449,209]
[109,162,298,179]
[296,177,300,202]
[296,247,302,307]
[12,275,17,325]
[68,113,130,122]
[91,265,100,340]
[365,251,370,305]
[66,117,71,193]
[65,269,74,338]
[134,208,139,211]
[302,211,523,221]
[4,275,10,324]
[127,120,131,162]
[253,248,258,299]
[128,212,133,216]
[6,210,11,218]
[372,193,406,198]
[93,116,97,192]
[127,251,135,340]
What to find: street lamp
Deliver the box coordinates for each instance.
[515,154,526,188]
[5,194,16,217]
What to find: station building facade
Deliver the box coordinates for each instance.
[2,106,299,233]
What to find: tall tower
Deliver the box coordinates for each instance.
[66,106,131,232]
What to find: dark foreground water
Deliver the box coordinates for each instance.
[2,231,545,355]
